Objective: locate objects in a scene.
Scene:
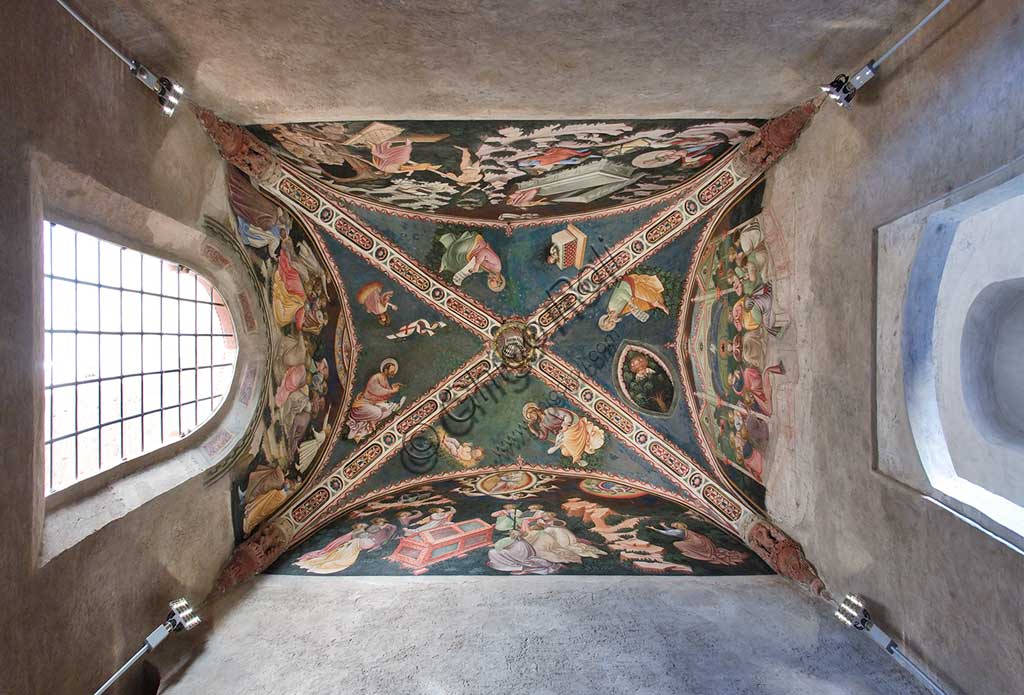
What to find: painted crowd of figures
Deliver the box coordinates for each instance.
[701,216,787,483]
[228,168,342,535]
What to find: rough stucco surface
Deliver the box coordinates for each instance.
[763,1,1024,694]
[72,0,932,123]
[158,575,928,695]
[0,2,236,694]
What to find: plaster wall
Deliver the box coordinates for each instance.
[70,0,932,124]
[0,2,239,693]
[157,575,929,695]
[763,0,1024,693]
[931,179,1024,506]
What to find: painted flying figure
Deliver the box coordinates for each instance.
[598,273,668,331]
[438,231,506,292]
[522,403,605,467]
[356,280,398,326]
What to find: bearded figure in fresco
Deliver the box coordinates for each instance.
[345,359,406,442]
[621,351,674,414]
[438,231,506,292]
[522,403,605,466]
[649,521,748,566]
[719,332,767,371]
[598,273,668,331]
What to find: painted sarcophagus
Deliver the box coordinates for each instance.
[388,519,494,574]
[550,224,588,270]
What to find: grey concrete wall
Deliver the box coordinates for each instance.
[764,1,1024,693]
[0,2,236,693]
[158,575,930,695]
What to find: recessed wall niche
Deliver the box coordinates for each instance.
[876,157,1024,550]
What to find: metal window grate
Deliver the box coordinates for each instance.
[43,221,239,495]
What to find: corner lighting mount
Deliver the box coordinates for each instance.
[820,0,950,108]
[819,63,877,109]
[835,594,948,695]
[92,597,202,695]
[55,0,186,116]
[130,61,186,116]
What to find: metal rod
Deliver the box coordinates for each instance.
[889,645,949,695]
[92,643,151,695]
[55,0,134,69]
[876,0,952,67]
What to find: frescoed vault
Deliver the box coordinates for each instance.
[196,101,828,597]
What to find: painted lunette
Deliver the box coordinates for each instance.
[198,216,276,485]
[286,207,361,485]
[526,102,818,344]
[318,461,743,541]
[675,174,773,489]
[253,118,762,229]
[195,104,828,596]
[200,176,361,519]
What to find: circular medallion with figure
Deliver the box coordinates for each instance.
[579,478,646,499]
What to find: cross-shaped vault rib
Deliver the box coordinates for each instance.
[527,100,823,342]
[272,350,500,546]
[531,349,747,532]
[277,164,505,341]
[527,159,742,340]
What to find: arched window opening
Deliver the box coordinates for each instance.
[43,221,238,494]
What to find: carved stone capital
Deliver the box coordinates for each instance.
[192,105,280,184]
[734,99,820,178]
[213,522,288,594]
[745,520,830,598]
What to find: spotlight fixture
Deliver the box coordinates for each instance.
[92,597,202,695]
[819,64,876,109]
[55,0,186,117]
[834,594,947,695]
[130,63,186,117]
[820,0,950,108]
